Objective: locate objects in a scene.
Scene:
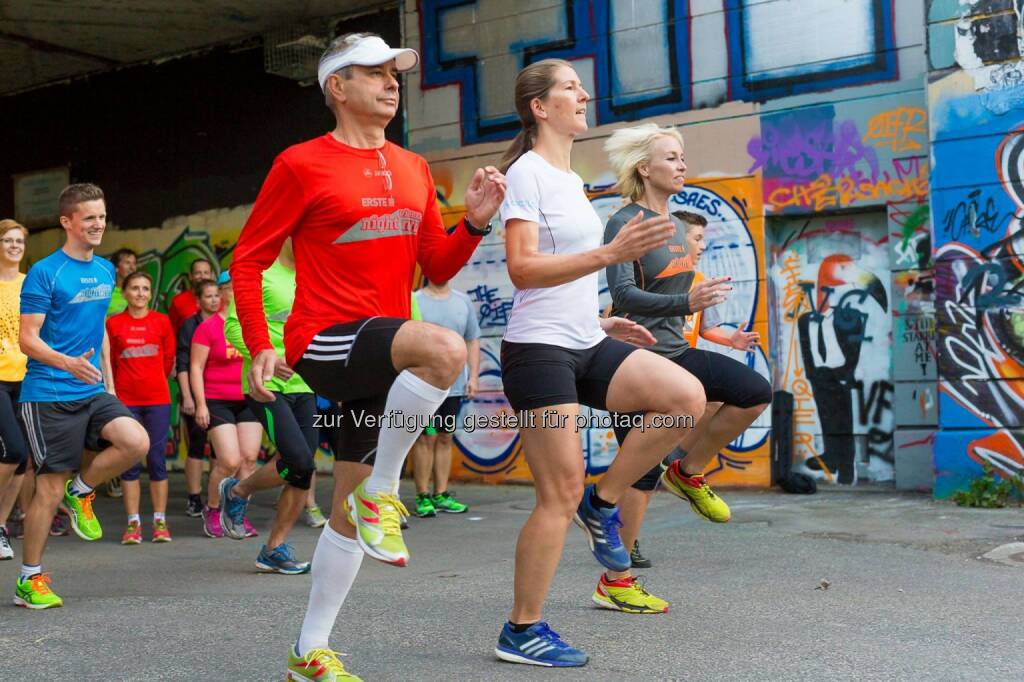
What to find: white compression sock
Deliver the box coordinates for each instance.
[296,524,365,655]
[364,370,448,495]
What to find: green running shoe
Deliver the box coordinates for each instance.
[347,478,410,566]
[13,573,63,610]
[414,493,437,518]
[287,646,362,681]
[432,491,468,514]
[61,481,102,541]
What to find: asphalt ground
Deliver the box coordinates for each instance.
[1,476,1022,681]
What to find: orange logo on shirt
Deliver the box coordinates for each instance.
[654,255,695,279]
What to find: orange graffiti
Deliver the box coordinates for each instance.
[780,250,804,318]
[862,106,927,153]
[767,163,928,211]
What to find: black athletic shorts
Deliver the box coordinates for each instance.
[0,381,28,474]
[21,392,134,474]
[247,392,317,490]
[500,337,638,413]
[207,399,258,428]
[427,395,462,435]
[183,412,209,460]
[620,347,772,491]
[294,317,405,464]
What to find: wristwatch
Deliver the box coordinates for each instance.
[464,216,493,236]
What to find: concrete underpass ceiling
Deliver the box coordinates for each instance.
[0,0,387,96]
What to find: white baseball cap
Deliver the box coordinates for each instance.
[317,36,419,92]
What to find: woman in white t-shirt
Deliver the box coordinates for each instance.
[492,59,707,668]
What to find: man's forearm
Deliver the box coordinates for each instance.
[467,339,481,380]
[19,332,67,372]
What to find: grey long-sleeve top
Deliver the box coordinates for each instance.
[604,203,693,358]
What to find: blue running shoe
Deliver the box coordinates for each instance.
[495,621,588,667]
[219,478,248,540]
[573,484,630,571]
[256,543,311,575]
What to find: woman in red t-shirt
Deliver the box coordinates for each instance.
[106,272,176,544]
[190,274,262,538]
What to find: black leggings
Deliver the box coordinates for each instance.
[618,348,772,491]
[246,393,317,490]
[0,381,27,475]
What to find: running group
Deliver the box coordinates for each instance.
[1,33,772,681]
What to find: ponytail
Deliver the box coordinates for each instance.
[498,126,534,174]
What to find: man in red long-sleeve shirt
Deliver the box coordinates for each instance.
[229,33,504,678]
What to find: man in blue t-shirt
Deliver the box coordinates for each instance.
[409,279,481,517]
[14,183,149,610]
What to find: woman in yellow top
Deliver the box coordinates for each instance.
[0,219,30,560]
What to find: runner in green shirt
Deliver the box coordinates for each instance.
[218,240,319,574]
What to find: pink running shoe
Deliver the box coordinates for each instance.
[243,517,258,538]
[203,506,223,538]
[121,521,142,545]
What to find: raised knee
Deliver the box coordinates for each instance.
[278,458,314,490]
[434,330,467,384]
[130,433,150,460]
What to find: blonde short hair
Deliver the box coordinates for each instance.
[604,123,684,202]
[0,219,27,239]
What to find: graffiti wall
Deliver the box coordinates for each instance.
[928,0,1024,497]
[403,0,930,487]
[767,213,895,484]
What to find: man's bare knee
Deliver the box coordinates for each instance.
[431,329,466,384]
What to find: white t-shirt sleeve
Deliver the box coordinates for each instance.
[499,162,541,224]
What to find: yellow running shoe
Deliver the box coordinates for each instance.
[347,478,410,566]
[287,646,362,681]
[592,574,668,613]
[661,461,731,523]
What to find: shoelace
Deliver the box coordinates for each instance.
[601,508,624,550]
[302,647,346,675]
[80,492,96,521]
[376,494,409,536]
[532,622,571,650]
[273,544,296,561]
[628,577,653,597]
[29,573,53,596]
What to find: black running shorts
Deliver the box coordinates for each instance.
[500,337,638,413]
[294,317,406,464]
[21,392,134,474]
[621,348,772,491]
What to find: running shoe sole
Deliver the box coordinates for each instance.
[286,673,316,682]
[591,592,667,614]
[255,559,309,575]
[59,503,99,542]
[494,646,585,667]
[13,596,62,610]
[347,492,407,567]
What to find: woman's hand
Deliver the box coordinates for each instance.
[600,316,657,346]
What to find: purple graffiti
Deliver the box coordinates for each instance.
[748,110,879,182]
